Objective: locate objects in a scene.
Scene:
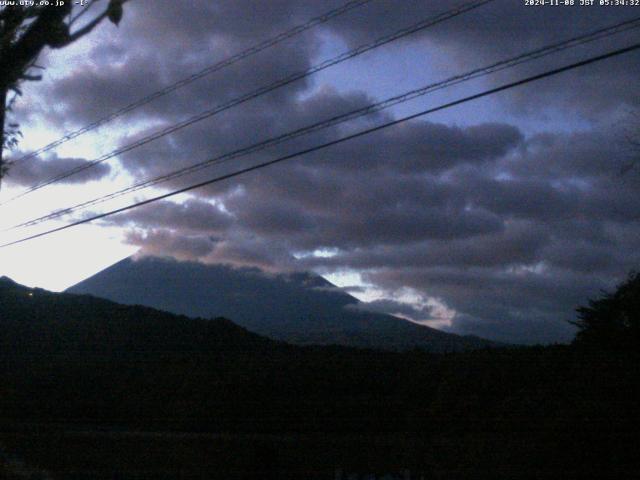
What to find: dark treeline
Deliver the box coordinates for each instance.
[0,275,639,478]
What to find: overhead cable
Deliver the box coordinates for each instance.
[9,0,376,165]
[1,0,495,205]
[10,15,640,230]
[2,41,638,249]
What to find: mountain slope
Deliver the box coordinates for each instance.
[0,275,274,354]
[67,256,494,352]
[0,274,435,434]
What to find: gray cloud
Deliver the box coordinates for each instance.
[125,229,217,260]
[11,0,640,344]
[363,265,605,344]
[328,0,640,116]
[4,153,111,186]
[104,199,233,233]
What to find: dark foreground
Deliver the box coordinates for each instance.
[2,427,637,479]
[1,280,639,478]
[1,347,638,479]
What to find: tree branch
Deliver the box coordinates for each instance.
[62,9,109,45]
[63,0,130,45]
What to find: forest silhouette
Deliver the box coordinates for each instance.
[0,273,638,478]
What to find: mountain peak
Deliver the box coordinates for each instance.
[68,256,496,352]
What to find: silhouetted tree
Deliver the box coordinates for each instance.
[572,271,640,350]
[0,0,128,185]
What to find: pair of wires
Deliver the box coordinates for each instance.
[3,41,639,248]
[1,0,494,205]
[8,0,376,166]
[9,15,640,231]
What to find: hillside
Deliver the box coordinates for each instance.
[0,275,638,478]
[0,275,275,354]
[0,275,437,434]
[68,256,495,352]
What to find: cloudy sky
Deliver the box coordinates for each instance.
[1,0,639,344]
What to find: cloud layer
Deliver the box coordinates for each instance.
[12,0,640,343]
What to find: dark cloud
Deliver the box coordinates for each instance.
[363,265,604,344]
[308,121,524,173]
[299,221,548,271]
[11,0,640,344]
[103,199,233,233]
[203,233,297,272]
[4,153,111,186]
[124,229,216,260]
[328,0,640,116]
[30,0,330,131]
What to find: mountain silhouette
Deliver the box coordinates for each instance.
[0,274,274,354]
[2,275,637,479]
[67,256,495,352]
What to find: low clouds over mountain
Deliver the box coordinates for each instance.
[11,0,640,343]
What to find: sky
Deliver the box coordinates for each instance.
[1,0,639,344]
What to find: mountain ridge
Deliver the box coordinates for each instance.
[67,256,496,352]
[0,275,276,355]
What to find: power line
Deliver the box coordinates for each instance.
[1,0,495,205]
[10,15,640,231]
[4,0,493,201]
[2,41,638,250]
[8,0,376,166]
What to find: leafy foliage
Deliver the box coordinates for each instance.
[0,1,128,177]
[572,271,640,350]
